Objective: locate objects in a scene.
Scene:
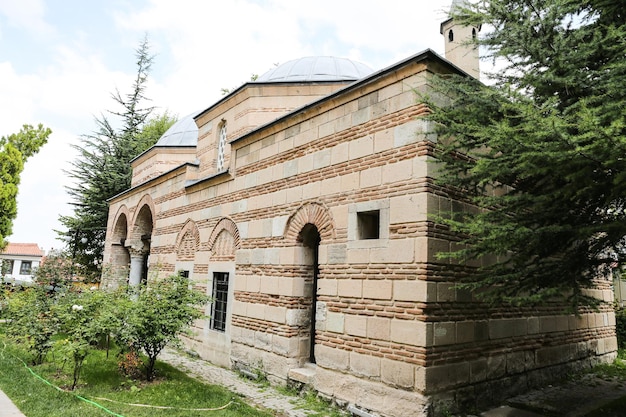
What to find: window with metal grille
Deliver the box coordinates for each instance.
[210,272,229,332]
[217,122,227,171]
[19,261,32,275]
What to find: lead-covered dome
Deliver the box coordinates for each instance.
[256,56,373,83]
[154,111,200,147]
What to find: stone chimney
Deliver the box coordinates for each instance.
[440,0,480,78]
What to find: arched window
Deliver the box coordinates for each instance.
[217,121,227,171]
[448,29,454,42]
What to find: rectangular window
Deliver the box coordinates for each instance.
[357,210,381,239]
[19,261,32,275]
[210,272,229,332]
[178,270,190,278]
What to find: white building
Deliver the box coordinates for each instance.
[0,243,45,286]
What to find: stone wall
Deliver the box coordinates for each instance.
[103,52,617,417]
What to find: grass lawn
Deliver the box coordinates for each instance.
[0,331,273,417]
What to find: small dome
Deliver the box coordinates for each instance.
[154,111,199,147]
[256,56,373,83]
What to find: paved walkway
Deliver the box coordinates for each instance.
[159,348,312,417]
[0,388,26,417]
[502,372,626,417]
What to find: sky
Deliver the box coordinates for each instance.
[1,0,455,254]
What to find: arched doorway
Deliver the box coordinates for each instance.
[128,203,153,287]
[284,203,334,366]
[107,212,130,288]
[299,223,321,363]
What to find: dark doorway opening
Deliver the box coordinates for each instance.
[300,224,321,363]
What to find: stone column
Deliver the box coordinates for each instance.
[126,240,147,288]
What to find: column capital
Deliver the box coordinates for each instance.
[126,239,149,257]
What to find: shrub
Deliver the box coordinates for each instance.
[5,287,57,364]
[118,274,209,381]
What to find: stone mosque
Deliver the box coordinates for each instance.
[102,2,616,415]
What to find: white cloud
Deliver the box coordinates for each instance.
[5,0,461,252]
[0,0,55,39]
[114,0,454,116]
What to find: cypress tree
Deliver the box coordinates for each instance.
[426,0,626,308]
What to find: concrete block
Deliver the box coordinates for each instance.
[265,305,286,324]
[434,321,456,346]
[536,345,570,366]
[338,279,362,298]
[350,351,381,378]
[470,358,487,383]
[394,119,423,147]
[415,236,429,263]
[540,316,557,333]
[283,159,298,178]
[346,247,371,264]
[528,317,540,334]
[231,300,247,316]
[393,279,428,302]
[486,354,506,379]
[326,311,345,334]
[506,351,527,375]
[313,149,331,169]
[345,314,367,337]
[489,318,527,339]
[382,159,413,184]
[272,334,300,357]
[246,275,261,293]
[315,344,349,371]
[419,361,470,392]
[390,319,426,346]
[330,142,349,165]
[437,282,456,302]
[389,194,428,224]
[286,308,308,326]
[367,316,391,340]
[349,135,374,160]
[327,244,347,264]
[362,280,392,300]
[428,238,450,263]
[370,238,414,264]
[381,358,414,388]
[260,275,279,295]
[278,276,305,297]
[320,176,341,195]
[340,172,359,192]
[360,166,382,188]
[456,321,475,344]
[374,128,394,153]
[247,302,265,320]
[272,216,289,237]
[352,107,370,126]
[317,279,337,296]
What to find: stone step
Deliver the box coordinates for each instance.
[288,365,316,385]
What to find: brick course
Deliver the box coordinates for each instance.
[103,52,616,417]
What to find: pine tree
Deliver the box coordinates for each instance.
[425,0,626,308]
[60,37,176,281]
[0,124,51,248]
